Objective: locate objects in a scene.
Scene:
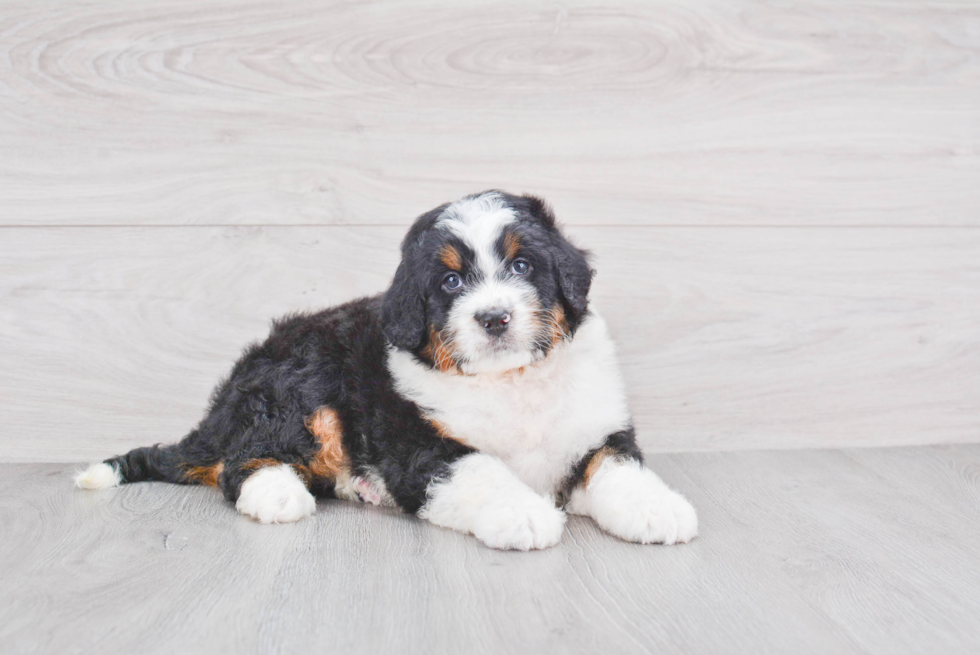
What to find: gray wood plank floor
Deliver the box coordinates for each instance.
[2,445,978,655]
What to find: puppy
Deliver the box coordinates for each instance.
[75,191,697,550]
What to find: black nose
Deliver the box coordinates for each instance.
[476,310,511,336]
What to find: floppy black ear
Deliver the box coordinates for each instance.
[381,203,449,350]
[553,234,593,323]
[521,194,594,324]
[382,259,426,350]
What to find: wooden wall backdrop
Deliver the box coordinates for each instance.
[1,0,978,461]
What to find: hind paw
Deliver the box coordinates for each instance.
[236,464,316,524]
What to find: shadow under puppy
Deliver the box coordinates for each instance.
[76,190,697,550]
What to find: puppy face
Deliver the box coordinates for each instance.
[382,191,593,374]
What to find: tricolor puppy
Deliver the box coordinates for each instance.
[75,191,697,550]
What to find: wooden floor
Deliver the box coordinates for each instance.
[2,445,979,654]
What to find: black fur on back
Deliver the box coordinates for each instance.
[107,296,473,512]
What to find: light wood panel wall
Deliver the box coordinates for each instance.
[1,0,978,461]
[2,226,977,461]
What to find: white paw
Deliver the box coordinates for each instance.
[583,460,698,545]
[420,453,566,551]
[74,462,122,490]
[471,495,566,551]
[236,464,316,524]
[605,488,698,545]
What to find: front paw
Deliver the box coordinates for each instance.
[610,490,697,545]
[420,453,566,551]
[471,495,566,551]
[588,464,698,545]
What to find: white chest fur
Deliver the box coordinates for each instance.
[387,312,632,496]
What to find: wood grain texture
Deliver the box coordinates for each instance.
[2,446,980,654]
[1,226,977,462]
[673,445,980,655]
[0,0,978,227]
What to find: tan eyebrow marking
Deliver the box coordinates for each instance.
[439,244,463,271]
[503,231,521,260]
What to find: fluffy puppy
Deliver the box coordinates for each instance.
[75,191,697,550]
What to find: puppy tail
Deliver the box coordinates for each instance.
[73,461,123,490]
[75,435,215,490]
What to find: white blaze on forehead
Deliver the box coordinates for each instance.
[436,192,516,274]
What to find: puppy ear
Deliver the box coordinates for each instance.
[382,259,426,350]
[382,202,450,350]
[553,235,593,323]
[522,194,594,323]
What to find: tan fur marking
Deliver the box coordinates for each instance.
[304,407,349,480]
[427,418,469,447]
[548,303,570,348]
[241,458,282,472]
[503,231,521,261]
[422,326,461,374]
[184,462,224,487]
[439,244,462,271]
[582,447,615,488]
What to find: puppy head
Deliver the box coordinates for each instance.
[382,190,593,374]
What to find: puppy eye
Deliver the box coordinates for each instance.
[510,259,530,275]
[442,272,462,290]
